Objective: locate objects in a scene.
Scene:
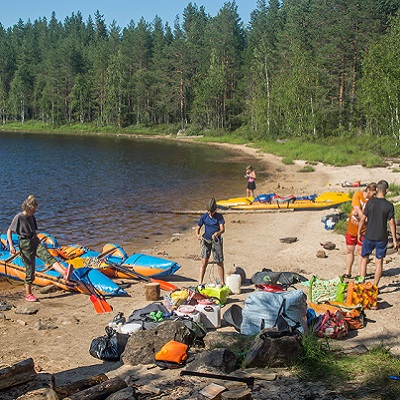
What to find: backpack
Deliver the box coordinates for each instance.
[155,340,188,369]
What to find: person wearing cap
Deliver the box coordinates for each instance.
[195,198,225,288]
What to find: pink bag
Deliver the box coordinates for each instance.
[314,310,348,339]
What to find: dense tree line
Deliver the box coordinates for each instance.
[1,1,400,141]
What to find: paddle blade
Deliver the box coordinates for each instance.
[149,278,177,292]
[90,294,113,314]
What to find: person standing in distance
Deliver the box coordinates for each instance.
[245,165,257,197]
[358,180,398,286]
[7,195,74,302]
[196,198,225,288]
[344,182,377,279]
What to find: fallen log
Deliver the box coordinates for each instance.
[63,377,127,400]
[51,373,109,398]
[0,358,37,390]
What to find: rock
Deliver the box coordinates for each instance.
[320,241,336,250]
[121,319,194,366]
[204,332,248,356]
[186,349,239,374]
[316,250,327,258]
[14,306,39,315]
[105,386,137,399]
[0,301,13,311]
[279,237,298,244]
[243,335,303,368]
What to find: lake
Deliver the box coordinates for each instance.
[0,132,257,253]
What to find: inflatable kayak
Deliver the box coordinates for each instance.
[120,253,181,278]
[0,233,126,297]
[217,192,351,211]
[36,235,181,280]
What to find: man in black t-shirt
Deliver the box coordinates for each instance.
[358,180,398,287]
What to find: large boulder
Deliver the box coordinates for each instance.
[121,319,193,366]
[203,331,250,355]
[243,334,303,368]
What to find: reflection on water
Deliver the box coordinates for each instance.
[0,132,256,253]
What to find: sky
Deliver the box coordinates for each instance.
[0,1,259,29]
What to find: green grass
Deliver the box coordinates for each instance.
[388,183,400,198]
[295,336,400,398]
[282,157,295,165]
[298,165,315,173]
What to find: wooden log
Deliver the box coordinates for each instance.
[52,373,109,398]
[63,377,127,400]
[0,358,37,390]
[221,388,252,400]
[145,282,160,301]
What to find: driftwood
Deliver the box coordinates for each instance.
[0,358,37,390]
[51,373,109,398]
[63,377,127,400]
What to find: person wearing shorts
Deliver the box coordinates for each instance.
[358,180,398,286]
[344,182,377,278]
[195,197,225,287]
[7,195,73,302]
[245,165,257,197]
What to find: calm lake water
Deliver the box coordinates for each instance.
[0,131,257,253]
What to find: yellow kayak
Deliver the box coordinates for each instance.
[216,196,254,209]
[217,192,351,211]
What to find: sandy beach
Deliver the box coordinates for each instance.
[1,141,400,398]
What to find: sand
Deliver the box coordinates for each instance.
[1,141,400,397]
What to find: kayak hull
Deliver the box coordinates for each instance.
[217,192,351,211]
[121,253,181,278]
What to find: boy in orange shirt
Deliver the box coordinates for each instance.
[344,182,377,278]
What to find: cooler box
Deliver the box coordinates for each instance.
[195,300,221,329]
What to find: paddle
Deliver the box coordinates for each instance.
[106,261,178,292]
[97,245,121,260]
[0,258,77,292]
[3,251,21,264]
[79,270,113,314]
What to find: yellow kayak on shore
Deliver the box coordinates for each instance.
[217,192,351,211]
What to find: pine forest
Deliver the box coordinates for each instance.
[1,0,400,143]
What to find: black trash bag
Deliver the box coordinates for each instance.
[89,326,129,361]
